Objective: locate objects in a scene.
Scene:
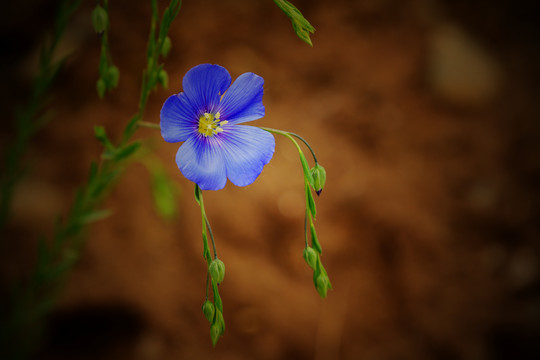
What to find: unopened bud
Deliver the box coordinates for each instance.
[161,36,172,57]
[315,273,330,298]
[210,322,221,346]
[303,247,317,270]
[91,5,108,34]
[209,259,225,284]
[158,68,169,89]
[310,164,326,196]
[106,65,119,88]
[96,78,106,98]
[202,300,215,323]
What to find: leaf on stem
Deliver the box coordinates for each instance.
[299,150,314,187]
[273,0,315,46]
[305,183,316,217]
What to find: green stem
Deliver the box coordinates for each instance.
[205,272,210,300]
[304,207,309,248]
[0,0,82,233]
[138,121,161,130]
[1,2,182,358]
[204,215,218,259]
[195,184,218,260]
[260,127,318,164]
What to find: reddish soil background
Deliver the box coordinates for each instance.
[2,0,540,359]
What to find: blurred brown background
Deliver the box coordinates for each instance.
[2,0,540,359]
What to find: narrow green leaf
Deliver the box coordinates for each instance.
[299,150,314,187]
[80,208,113,224]
[89,169,120,198]
[113,141,140,162]
[202,233,211,263]
[305,183,316,217]
[273,0,315,46]
[94,126,112,148]
[310,223,322,253]
[212,280,223,313]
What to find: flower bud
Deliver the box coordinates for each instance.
[91,5,108,34]
[202,300,215,323]
[315,273,330,298]
[106,65,119,88]
[158,68,169,89]
[310,164,326,196]
[209,259,225,284]
[303,247,317,270]
[96,78,106,99]
[210,322,221,347]
[161,36,172,58]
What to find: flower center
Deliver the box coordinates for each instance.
[198,112,228,137]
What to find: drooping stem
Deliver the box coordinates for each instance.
[260,127,318,164]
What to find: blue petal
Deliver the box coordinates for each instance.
[160,92,198,143]
[219,72,265,125]
[220,125,275,187]
[176,135,227,191]
[182,64,231,114]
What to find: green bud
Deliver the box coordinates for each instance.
[158,68,169,89]
[292,18,313,47]
[209,259,225,284]
[96,78,106,98]
[303,247,317,270]
[161,36,172,57]
[91,5,108,34]
[106,65,119,88]
[310,164,326,196]
[202,300,215,323]
[274,0,315,46]
[315,273,330,298]
[210,322,221,347]
[210,309,225,346]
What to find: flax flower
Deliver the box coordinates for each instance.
[160,64,275,190]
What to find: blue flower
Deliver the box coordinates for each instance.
[160,64,275,190]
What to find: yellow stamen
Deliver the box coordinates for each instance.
[198,112,227,137]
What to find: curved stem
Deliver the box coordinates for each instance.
[260,127,318,164]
